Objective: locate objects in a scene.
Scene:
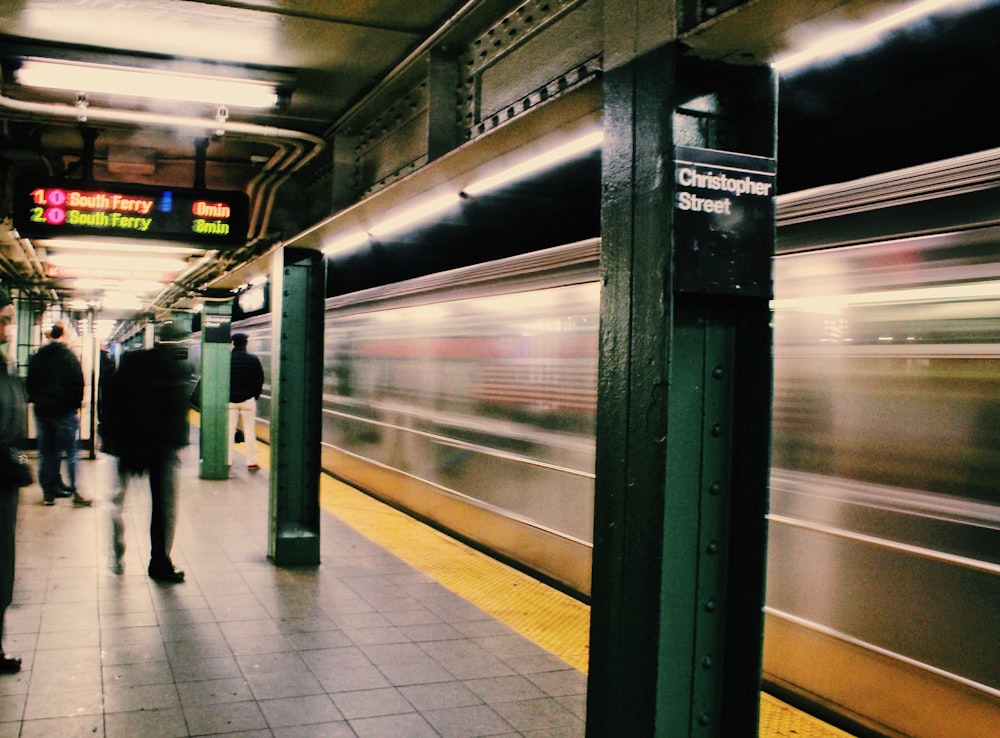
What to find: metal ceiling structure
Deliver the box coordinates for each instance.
[0,0,996,335]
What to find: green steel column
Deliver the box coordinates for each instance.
[587,42,776,738]
[267,246,323,565]
[198,300,233,479]
[13,293,32,376]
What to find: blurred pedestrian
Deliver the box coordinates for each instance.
[100,321,193,582]
[0,287,26,671]
[228,332,264,472]
[26,322,91,507]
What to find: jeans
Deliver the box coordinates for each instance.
[36,413,78,495]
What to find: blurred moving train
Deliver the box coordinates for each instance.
[214,148,999,737]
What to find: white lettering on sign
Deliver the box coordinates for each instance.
[674,163,773,217]
[676,191,732,213]
[676,167,773,197]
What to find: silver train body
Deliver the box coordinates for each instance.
[231,149,999,737]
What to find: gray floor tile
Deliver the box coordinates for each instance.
[350,711,440,738]
[424,703,515,737]
[258,693,343,728]
[175,676,254,708]
[1,443,587,737]
[181,699,269,734]
[492,696,583,734]
[20,714,106,738]
[331,687,413,719]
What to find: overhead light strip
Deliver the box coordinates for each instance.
[773,0,981,73]
[463,130,604,196]
[17,58,281,109]
[322,128,603,255]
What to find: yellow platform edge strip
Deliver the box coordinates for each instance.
[228,430,852,737]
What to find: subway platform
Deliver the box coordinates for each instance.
[0,429,854,737]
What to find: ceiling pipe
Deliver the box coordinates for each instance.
[243,141,294,240]
[0,91,326,245]
[193,137,209,190]
[0,90,326,313]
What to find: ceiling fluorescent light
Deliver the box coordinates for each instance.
[39,239,200,256]
[322,230,370,256]
[46,253,188,273]
[17,58,281,109]
[369,193,462,238]
[772,0,976,73]
[464,129,604,196]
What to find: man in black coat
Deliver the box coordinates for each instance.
[26,323,91,506]
[228,332,264,471]
[0,287,25,672]
[100,321,193,582]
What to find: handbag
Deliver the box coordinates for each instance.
[0,446,34,488]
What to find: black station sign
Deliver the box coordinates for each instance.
[673,146,775,297]
[13,176,250,248]
[202,313,232,344]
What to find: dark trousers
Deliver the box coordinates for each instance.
[36,413,78,495]
[111,451,179,569]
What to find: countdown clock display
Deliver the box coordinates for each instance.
[13,177,250,249]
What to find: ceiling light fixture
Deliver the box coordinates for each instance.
[463,129,604,196]
[772,0,979,73]
[37,239,201,256]
[46,253,189,273]
[368,193,462,238]
[16,57,284,109]
[322,230,370,256]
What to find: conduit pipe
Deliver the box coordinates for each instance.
[0,91,326,248]
[0,91,326,311]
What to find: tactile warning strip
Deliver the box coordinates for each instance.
[239,436,852,738]
[317,474,592,672]
[760,694,857,737]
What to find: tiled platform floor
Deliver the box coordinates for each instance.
[0,437,586,737]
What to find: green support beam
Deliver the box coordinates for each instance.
[587,42,776,737]
[268,246,323,566]
[198,300,233,480]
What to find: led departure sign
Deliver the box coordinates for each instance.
[13,177,250,248]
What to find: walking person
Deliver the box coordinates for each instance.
[25,322,91,507]
[228,332,264,472]
[0,287,27,672]
[100,321,193,582]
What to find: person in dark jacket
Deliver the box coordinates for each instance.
[26,322,91,507]
[228,332,264,471]
[0,287,26,672]
[100,321,193,582]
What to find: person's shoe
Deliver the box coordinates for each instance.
[248,464,260,472]
[71,494,92,507]
[0,655,21,673]
[148,564,185,583]
[42,494,55,506]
